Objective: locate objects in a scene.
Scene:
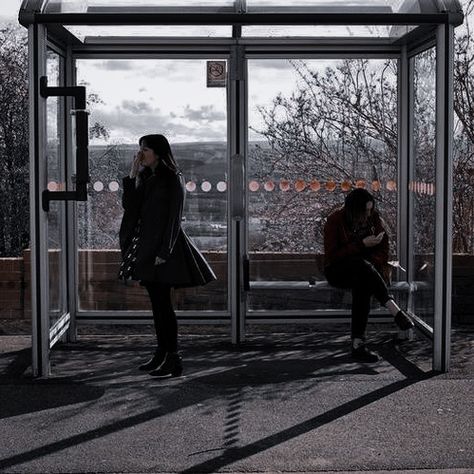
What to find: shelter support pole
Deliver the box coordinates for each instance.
[397,45,414,340]
[66,47,78,343]
[229,45,246,344]
[29,23,50,377]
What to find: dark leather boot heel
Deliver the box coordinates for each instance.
[138,348,166,371]
[171,365,183,377]
[149,352,183,378]
[394,310,415,330]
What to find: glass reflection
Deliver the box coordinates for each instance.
[247,0,408,8]
[45,0,235,13]
[248,58,398,312]
[64,25,232,42]
[76,59,228,313]
[46,50,66,326]
[243,25,416,39]
[411,48,436,327]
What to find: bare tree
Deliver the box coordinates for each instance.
[453,0,474,253]
[77,143,127,250]
[412,48,437,256]
[250,0,474,257]
[0,24,29,257]
[249,59,399,254]
[0,27,111,256]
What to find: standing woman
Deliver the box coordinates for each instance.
[119,134,216,377]
[323,188,414,362]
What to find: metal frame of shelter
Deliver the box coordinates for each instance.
[19,0,464,376]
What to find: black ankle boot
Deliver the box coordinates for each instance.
[351,344,379,363]
[138,348,166,371]
[149,352,183,378]
[395,310,415,330]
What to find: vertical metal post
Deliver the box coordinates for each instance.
[397,46,414,339]
[407,49,416,315]
[240,52,248,342]
[398,47,410,282]
[66,47,78,343]
[57,55,69,341]
[29,23,50,377]
[434,24,454,372]
[229,44,246,344]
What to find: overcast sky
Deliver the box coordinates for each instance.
[76,58,301,145]
[0,0,21,22]
[4,0,471,145]
[1,0,300,145]
[0,1,371,147]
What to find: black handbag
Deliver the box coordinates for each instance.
[118,221,140,281]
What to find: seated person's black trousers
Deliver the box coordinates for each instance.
[325,257,391,339]
[143,281,178,353]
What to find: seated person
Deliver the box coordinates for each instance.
[323,188,414,362]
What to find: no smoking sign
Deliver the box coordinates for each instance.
[207,61,226,87]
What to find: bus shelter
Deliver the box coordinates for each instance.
[19,0,463,376]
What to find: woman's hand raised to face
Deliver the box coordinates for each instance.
[362,231,385,248]
[129,153,143,179]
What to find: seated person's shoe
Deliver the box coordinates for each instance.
[394,310,415,330]
[139,348,166,371]
[149,352,183,378]
[351,344,379,363]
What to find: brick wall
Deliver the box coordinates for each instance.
[2,252,473,323]
[0,258,25,319]
[76,250,228,311]
[452,255,474,324]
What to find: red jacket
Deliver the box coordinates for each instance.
[323,207,389,274]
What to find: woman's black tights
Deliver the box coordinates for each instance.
[143,281,178,352]
[325,257,391,339]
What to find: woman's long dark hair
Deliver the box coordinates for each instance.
[139,134,180,175]
[344,188,375,229]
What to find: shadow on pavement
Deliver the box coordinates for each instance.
[180,374,434,473]
[0,331,436,471]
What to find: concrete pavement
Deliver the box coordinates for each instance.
[0,327,473,473]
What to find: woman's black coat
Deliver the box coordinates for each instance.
[119,168,216,287]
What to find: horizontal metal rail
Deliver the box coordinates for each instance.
[20,12,462,27]
[249,280,429,291]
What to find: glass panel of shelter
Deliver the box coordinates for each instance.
[43,0,237,12]
[246,57,401,317]
[63,25,233,41]
[62,24,419,41]
[241,25,417,38]
[409,46,436,330]
[63,41,436,329]
[74,58,229,320]
[245,0,410,10]
[40,0,424,14]
[46,49,69,336]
